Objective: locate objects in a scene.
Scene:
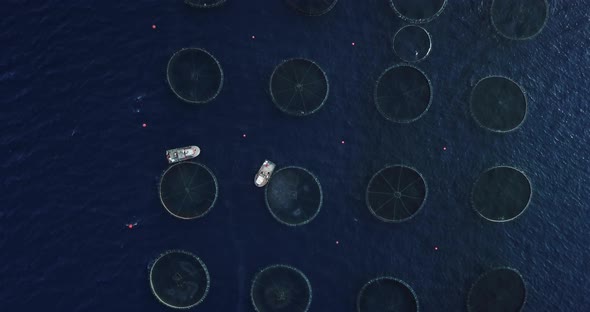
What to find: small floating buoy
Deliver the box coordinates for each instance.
[442,146,447,151]
[142,123,147,128]
[152,25,157,29]
[251,35,255,39]
[242,134,247,138]
[351,42,355,46]
[341,140,345,144]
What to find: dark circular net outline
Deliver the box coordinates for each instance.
[264,166,323,226]
[491,0,549,40]
[167,48,224,104]
[251,264,312,312]
[284,0,338,16]
[366,165,427,223]
[471,166,532,222]
[470,76,527,133]
[269,58,329,117]
[149,250,210,309]
[159,162,218,220]
[467,267,526,312]
[374,65,432,123]
[393,25,432,63]
[357,276,419,312]
[389,0,448,24]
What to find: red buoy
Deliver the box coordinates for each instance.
[152,25,156,29]
[142,123,147,128]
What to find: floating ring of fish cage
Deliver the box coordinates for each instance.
[491,0,549,40]
[467,267,526,312]
[366,165,427,222]
[251,264,312,312]
[159,162,219,219]
[471,166,531,222]
[265,166,323,226]
[269,58,329,117]
[167,48,223,104]
[388,0,448,24]
[149,250,210,309]
[470,76,527,133]
[393,25,432,63]
[357,276,419,312]
[374,65,432,123]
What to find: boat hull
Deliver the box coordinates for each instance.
[255,160,276,187]
[166,146,200,164]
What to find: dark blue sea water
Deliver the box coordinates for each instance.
[2,0,589,311]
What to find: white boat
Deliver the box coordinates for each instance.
[254,160,276,187]
[166,146,200,164]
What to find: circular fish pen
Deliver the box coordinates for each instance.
[491,0,549,40]
[184,0,226,8]
[471,166,531,222]
[269,58,329,117]
[357,277,418,312]
[470,76,527,133]
[389,0,448,24]
[159,162,218,219]
[467,267,526,312]
[366,165,427,223]
[284,0,338,16]
[265,166,322,226]
[251,264,312,312]
[149,250,210,309]
[167,48,223,104]
[393,25,432,63]
[374,65,432,123]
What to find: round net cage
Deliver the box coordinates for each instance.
[467,267,526,312]
[491,0,549,40]
[357,277,418,312]
[366,165,427,222]
[149,250,210,309]
[471,166,531,222]
[374,65,432,123]
[269,58,329,116]
[470,76,527,133]
[184,0,226,8]
[159,162,218,219]
[389,0,448,23]
[284,0,338,16]
[393,25,432,63]
[265,166,322,226]
[167,48,223,104]
[251,264,312,312]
